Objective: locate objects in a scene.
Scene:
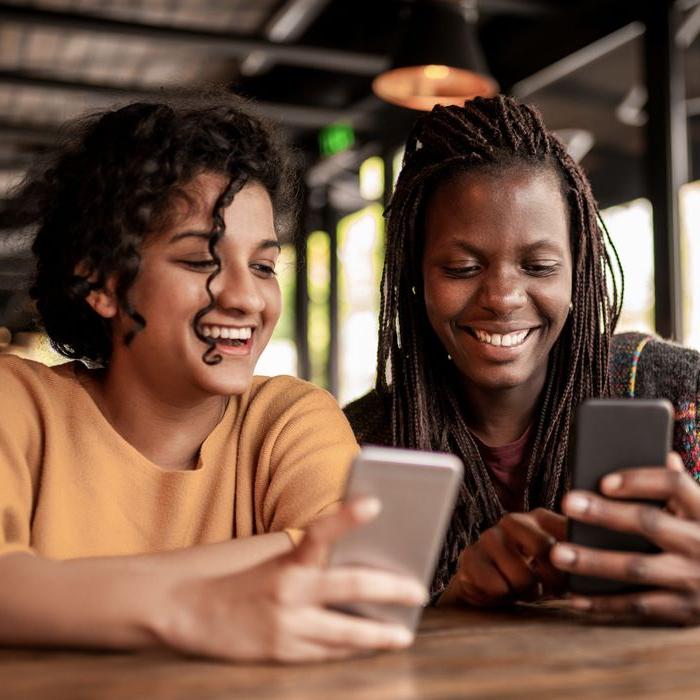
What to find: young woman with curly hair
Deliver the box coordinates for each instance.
[345,95,700,624]
[0,98,425,662]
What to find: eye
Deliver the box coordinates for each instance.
[251,263,277,278]
[176,258,218,272]
[442,264,481,278]
[523,262,560,276]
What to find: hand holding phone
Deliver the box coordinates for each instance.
[565,399,672,595]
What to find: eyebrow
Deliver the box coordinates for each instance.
[168,231,282,253]
[447,238,565,256]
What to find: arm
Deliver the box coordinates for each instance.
[139,531,293,577]
[0,499,427,662]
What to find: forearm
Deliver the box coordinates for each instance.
[0,532,292,650]
[141,531,293,577]
[0,552,167,649]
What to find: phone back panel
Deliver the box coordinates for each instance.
[328,446,463,630]
[568,399,672,594]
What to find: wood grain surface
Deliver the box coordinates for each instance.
[1,604,699,700]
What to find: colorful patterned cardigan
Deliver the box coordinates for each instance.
[607,332,700,477]
[344,332,700,478]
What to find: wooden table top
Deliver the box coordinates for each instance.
[2,604,700,700]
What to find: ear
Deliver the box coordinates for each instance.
[75,261,118,319]
[86,281,118,319]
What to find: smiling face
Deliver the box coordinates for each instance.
[421,166,572,397]
[106,172,281,401]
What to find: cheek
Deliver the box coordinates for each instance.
[424,278,466,324]
[263,281,282,327]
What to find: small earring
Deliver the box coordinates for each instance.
[447,354,452,361]
[568,302,573,313]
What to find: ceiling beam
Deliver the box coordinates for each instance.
[0,3,387,76]
[0,70,372,130]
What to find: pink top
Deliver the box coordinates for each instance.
[473,425,532,512]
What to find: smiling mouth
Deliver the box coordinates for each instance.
[464,327,537,348]
[199,324,255,348]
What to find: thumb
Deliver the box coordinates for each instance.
[293,497,381,567]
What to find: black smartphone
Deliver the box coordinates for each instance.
[567,398,673,595]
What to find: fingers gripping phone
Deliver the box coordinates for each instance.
[568,398,673,595]
[329,446,463,631]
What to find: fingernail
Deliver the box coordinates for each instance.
[393,628,413,646]
[601,474,623,492]
[352,497,381,520]
[569,596,592,610]
[411,585,429,605]
[552,544,577,565]
[565,492,590,514]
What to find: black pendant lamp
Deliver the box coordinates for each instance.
[373,0,498,111]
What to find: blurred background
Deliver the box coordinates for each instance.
[0,0,698,404]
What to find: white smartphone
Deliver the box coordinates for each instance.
[328,445,463,631]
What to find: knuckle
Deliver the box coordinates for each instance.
[668,469,687,495]
[271,568,304,605]
[481,528,498,546]
[625,556,650,583]
[684,564,700,593]
[688,593,700,620]
[638,505,663,536]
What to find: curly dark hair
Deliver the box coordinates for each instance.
[377,95,623,590]
[9,95,296,366]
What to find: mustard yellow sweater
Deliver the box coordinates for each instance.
[0,356,358,559]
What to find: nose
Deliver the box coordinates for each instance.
[476,265,527,317]
[212,263,265,316]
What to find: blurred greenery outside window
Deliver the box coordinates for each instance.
[338,202,385,405]
[306,230,331,387]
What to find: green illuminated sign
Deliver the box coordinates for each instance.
[318,123,355,157]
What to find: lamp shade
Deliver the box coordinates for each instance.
[373,0,498,111]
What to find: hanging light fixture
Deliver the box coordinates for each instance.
[372,0,498,111]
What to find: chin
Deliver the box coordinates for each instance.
[193,366,255,397]
[461,365,536,392]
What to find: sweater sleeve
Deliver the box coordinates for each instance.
[0,357,43,557]
[613,333,700,475]
[252,378,359,545]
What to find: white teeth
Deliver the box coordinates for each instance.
[199,325,253,341]
[473,329,529,348]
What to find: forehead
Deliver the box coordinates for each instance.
[423,167,570,250]
[156,173,275,243]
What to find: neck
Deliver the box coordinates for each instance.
[462,372,546,447]
[82,362,226,471]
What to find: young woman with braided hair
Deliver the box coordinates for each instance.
[0,98,426,662]
[345,94,700,623]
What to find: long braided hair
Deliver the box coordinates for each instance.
[377,95,624,590]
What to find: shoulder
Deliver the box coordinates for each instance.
[610,332,700,473]
[246,375,346,431]
[250,374,338,411]
[343,389,393,446]
[610,332,700,399]
[0,355,78,404]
